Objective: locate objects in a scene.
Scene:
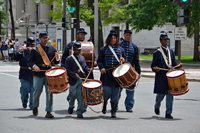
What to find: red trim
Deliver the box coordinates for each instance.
[82,79,102,90]
[49,86,69,94]
[84,101,102,106]
[166,69,185,78]
[170,88,189,96]
[45,67,66,78]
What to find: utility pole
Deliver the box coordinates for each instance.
[94,0,98,57]
[63,0,67,53]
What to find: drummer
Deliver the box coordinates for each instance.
[117,30,141,112]
[27,32,60,118]
[97,30,126,118]
[151,34,182,119]
[61,28,97,111]
[14,36,35,110]
[65,42,93,118]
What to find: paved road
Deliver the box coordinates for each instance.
[0,61,200,133]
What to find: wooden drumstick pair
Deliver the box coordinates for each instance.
[153,64,182,71]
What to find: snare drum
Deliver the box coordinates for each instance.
[45,67,69,94]
[82,79,103,106]
[70,42,95,68]
[166,69,189,96]
[112,62,139,89]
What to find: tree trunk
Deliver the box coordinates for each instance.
[75,0,80,33]
[98,10,104,52]
[193,22,200,61]
[87,0,94,42]
[9,0,15,39]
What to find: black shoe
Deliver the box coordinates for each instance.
[33,107,38,116]
[22,104,27,108]
[77,114,83,118]
[45,112,54,118]
[126,109,133,112]
[154,108,160,115]
[165,114,173,119]
[111,112,116,118]
[102,101,107,114]
[68,107,74,114]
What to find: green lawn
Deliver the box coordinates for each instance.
[139,55,200,64]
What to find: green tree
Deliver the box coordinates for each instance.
[122,0,200,61]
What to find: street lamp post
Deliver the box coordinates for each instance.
[0,5,2,41]
[35,0,40,25]
[38,22,56,33]
[19,25,35,39]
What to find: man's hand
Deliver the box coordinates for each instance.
[154,67,160,72]
[120,57,125,63]
[101,68,106,74]
[93,61,97,67]
[34,65,40,72]
[175,63,183,69]
[89,68,93,73]
[77,76,80,79]
[55,52,59,60]
[19,46,26,53]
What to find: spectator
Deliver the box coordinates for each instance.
[52,39,56,48]
[14,39,19,53]
[8,39,14,62]
[2,39,9,62]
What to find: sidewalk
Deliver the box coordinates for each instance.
[140,60,200,82]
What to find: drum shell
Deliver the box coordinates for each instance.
[112,62,139,89]
[166,69,189,96]
[82,79,103,106]
[70,42,95,68]
[45,67,69,94]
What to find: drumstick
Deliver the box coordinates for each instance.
[153,67,170,71]
[32,69,47,72]
[106,67,114,71]
[85,71,91,81]
[50,50,60,64]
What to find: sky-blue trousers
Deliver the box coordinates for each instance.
[33,76,53,112]
[154,93,173,114]
[20,79,34,108]
[69,79,84,115]
[118,85,135,110]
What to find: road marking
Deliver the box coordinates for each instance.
[0,73,18,78]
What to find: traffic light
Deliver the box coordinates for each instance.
[180,0,191,5]
[170,0,191,6]
[177,9,190,25]
[71,18,77,28]
[62,17,69,28]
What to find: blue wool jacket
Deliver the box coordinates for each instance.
[14,49,33,80]
[97,44,126,87]
[151,47,178,94]
[119,39,141,74]
[65,54,89,86]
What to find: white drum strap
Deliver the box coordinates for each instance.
[71,55,85,74]
[108,45,120,63]
[158,47,171,68]
[70,41,76,55]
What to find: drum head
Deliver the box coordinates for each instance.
[166,69,185,78]
[46,68,65,76]
[83,81,101,88]
[113,63,130,77]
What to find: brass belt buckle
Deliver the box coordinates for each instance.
[78,69,81,73]
[42,64,46,67]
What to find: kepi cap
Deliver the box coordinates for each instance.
[39,31,48,38]
[73,42,82,50]
[76,28,87,35]
[159,34,169,40]
[124,30,132,34]
[108,30,118,37]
